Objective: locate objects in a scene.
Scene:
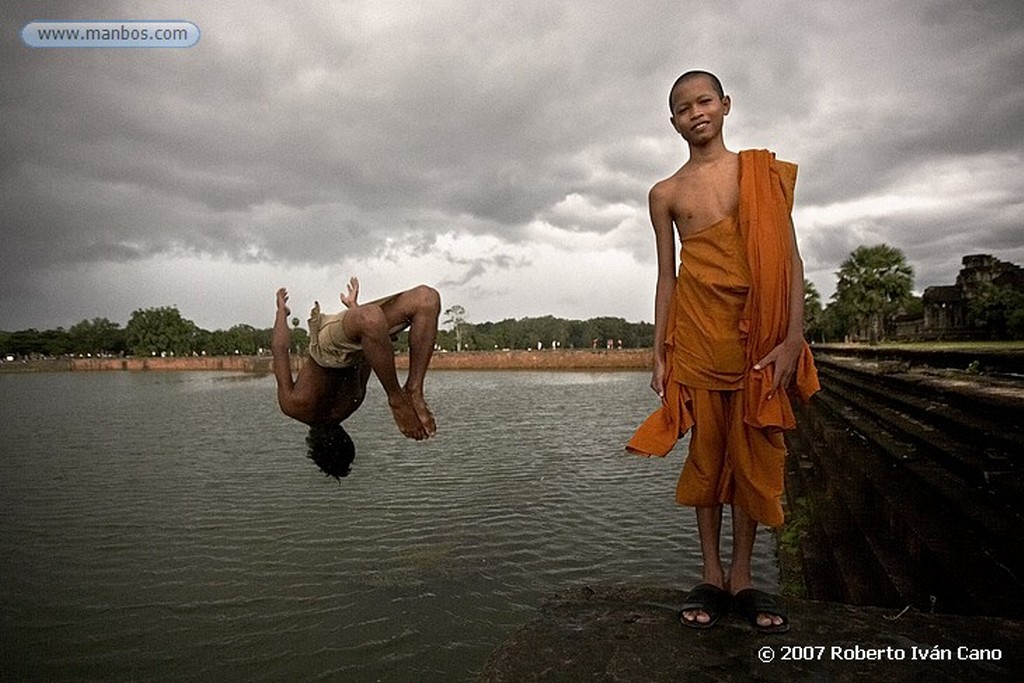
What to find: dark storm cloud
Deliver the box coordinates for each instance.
[1,0,1022,327]
[437,252,523,288]
[786,1,1024,208]
[2,1,671,286]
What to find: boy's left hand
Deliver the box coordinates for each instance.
[754,337,803,398]
[340,276,360,308]
[276,287,290,317]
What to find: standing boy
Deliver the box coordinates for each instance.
[627,71,819,633]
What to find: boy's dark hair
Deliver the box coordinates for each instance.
[669,70,725,111]
[306,423,355,480]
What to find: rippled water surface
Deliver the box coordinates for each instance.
[1,370,777,681]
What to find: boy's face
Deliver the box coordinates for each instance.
[669,75,731,146]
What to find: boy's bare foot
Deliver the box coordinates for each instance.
[729,576,784,629]
[408,392,437,436]
[388,394,427,440]
[678,583,730,629]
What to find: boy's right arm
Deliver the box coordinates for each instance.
[649,183,677,400]
[272,287,297,413]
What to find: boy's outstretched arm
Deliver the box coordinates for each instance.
[272,287,298,413]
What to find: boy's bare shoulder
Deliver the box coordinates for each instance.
[649,167,690,201]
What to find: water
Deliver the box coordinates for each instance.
[0,370,778,681]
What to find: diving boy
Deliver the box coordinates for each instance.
[273,278,440,478]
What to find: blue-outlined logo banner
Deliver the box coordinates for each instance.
[21,20,200,48]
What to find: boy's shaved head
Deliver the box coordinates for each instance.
[669,70,725,111]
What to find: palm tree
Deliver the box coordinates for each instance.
[443,305,467,352]
[831,244,914,343]
[804,280,823,340]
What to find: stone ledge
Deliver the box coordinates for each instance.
[478,585,1023,682]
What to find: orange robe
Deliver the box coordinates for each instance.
[627,149,819,527]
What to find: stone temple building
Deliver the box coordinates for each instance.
[918,254,1024,339]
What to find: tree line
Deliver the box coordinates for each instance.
[438,310,654,352]
[3,243,1020,359]
[0,307,309,359]
[0,305,653,359]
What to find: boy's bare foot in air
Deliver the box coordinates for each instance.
[408,391,437,436]
[389,393,428,440]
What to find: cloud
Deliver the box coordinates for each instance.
[1,0,1022,328]
[436,247,525,289]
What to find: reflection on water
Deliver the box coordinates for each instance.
[0,370,778,682]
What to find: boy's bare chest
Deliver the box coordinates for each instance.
[296,362,363,421]
[671,164,739,236]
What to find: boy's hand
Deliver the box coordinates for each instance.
[276,287,290,317]
[340,276,360,308]
[650,357,668,402]
[754,337,803,398]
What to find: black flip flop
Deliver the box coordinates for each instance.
[733,588,790,634]
[678,583,731,630]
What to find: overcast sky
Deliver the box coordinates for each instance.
[2,0,1022,332]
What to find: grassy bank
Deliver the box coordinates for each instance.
[817,340,1024,352]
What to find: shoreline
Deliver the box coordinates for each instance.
[0,349,654,373]
[4,343,1020,375]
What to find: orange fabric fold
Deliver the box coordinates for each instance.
[674,388,788,527]
[738,149,820,429]
[626,358,696,457]
[626,276,694,456]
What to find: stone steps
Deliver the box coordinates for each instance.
[785,354,1024,618]
[816,357,1020,492]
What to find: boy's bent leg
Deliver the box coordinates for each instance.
[379,285,441,435]
[343,303,427,440]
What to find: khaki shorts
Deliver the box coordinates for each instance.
[307,293,406,369]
